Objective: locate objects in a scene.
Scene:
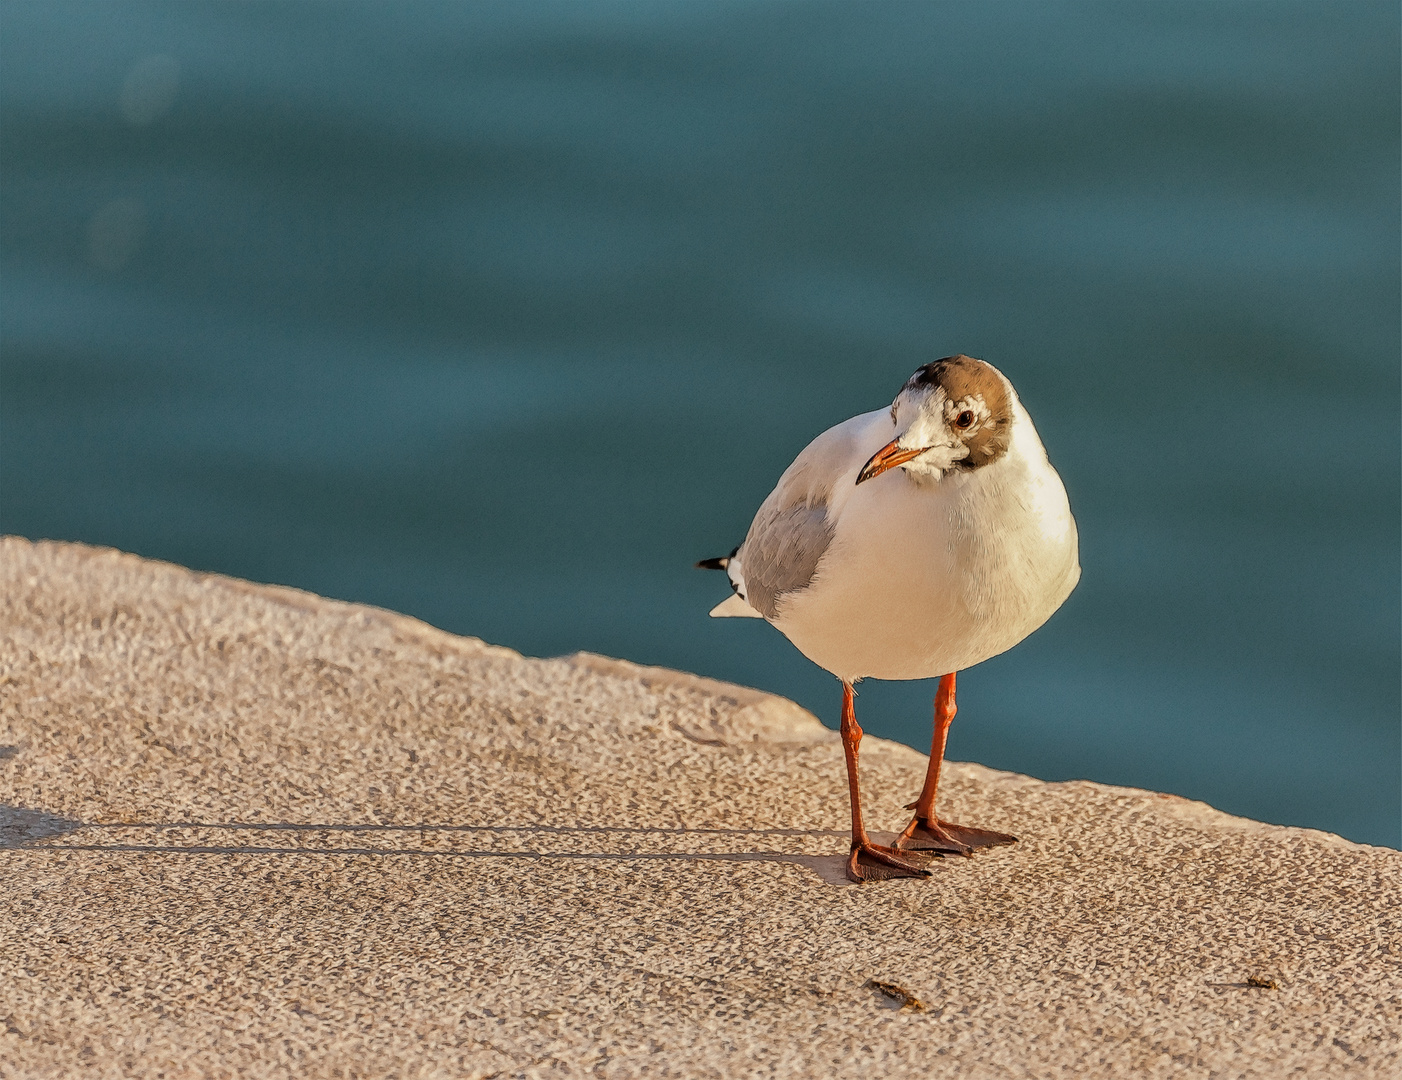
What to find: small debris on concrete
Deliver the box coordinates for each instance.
[867,980,926,1012]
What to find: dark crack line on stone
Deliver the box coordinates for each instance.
[77,821,847,836]
[35,843,840,862]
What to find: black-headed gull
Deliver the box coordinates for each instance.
[700,355,1079,882]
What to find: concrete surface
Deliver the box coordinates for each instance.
[1,536,1398,1078]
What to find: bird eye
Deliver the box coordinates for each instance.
[955,410,975,429]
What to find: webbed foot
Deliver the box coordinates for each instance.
[846,841,934,882]
[894,816,1017,856]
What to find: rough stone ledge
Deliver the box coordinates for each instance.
[1,536,1397,1079]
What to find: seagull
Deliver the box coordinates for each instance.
[699,355,1079,882]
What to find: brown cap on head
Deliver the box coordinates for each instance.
[908,355,1013,468]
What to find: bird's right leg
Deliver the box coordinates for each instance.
[840,681,931,883]
[895,672,1017,855]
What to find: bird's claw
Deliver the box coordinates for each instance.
[846,840,934,883]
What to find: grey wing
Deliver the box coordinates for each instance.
[735,409,883,619]
[738,503,834,619]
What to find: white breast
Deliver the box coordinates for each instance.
[771,402,1079,683]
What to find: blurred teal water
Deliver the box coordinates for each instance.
[1,1,1397,845]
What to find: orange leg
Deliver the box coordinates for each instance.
[895,672,1018,855]
[840,681,931,883]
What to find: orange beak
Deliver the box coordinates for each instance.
[856,439,925,484]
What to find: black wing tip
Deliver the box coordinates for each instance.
[694,545,739,571]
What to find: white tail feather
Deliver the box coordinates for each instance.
[709,593,763,618]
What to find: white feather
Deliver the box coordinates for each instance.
[709,593,764,618]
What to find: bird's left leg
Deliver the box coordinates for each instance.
[840,681,932,882]
[895,672,1017,855]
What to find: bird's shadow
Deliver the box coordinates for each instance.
[1,804,894,886]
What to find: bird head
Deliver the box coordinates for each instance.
[856,355,1015,485]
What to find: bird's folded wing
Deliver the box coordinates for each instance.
[737,409,886,619]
